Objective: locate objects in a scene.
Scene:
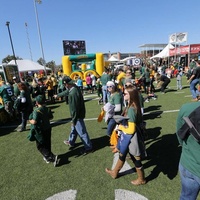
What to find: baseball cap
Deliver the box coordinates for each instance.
[62,76,75,84]
[106,81,115,87]
[35,95,45,104]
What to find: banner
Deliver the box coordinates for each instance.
[169,45,190,56]
[169,32,187,44]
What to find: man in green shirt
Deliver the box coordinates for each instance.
[100,69,112,104]
[176,102,200,200]
[54,76,93,155]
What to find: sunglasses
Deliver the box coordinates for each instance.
[125,84,132,87]
[107,86,113,88]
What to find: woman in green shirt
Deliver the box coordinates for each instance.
[106,86,146,186]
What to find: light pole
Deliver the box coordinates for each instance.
[5,21,17,65]
[25,22,33,61]
[33,0,47,76]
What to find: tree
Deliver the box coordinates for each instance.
[46,60,56,72]
[37,57,45,66]
[2,55,22,64]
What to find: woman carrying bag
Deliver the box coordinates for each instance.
[105,86,146,186]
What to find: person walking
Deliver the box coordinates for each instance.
[16,82,33,132]
[187,63,200,101]
[176,69,183,90]
[45,76,55,103]
[176,101,200,200]
[85,74,92,93]
[90,73,97,92]
[54,76,93,155]
[103,81,123,137]
[51,74,58,95]
[100,69,112,104]
[105,86,146,185]
[76,76,83,94]
[29,95,58,166]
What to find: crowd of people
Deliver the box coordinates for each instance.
[0,59,200,198]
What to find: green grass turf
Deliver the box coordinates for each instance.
[1,75,200,200]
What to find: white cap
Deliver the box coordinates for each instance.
[106,81,115,87]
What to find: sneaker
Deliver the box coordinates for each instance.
[43,157,50,164]
[63,140,74,147]
[17,128,26,132]
[80,148,94,156]
[152,97,157,100]
[53,155,58,167]
[191,98,198,102]
[145,99,149,103]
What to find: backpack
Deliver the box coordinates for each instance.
[177,106,200,143]
[14,97,28,112]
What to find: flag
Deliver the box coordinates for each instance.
[169,33,176,43]
[169,32,188,44]
[176,32,187,43]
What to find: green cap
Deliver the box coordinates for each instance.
[35,95,45,104]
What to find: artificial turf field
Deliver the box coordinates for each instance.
[0,75,200,200]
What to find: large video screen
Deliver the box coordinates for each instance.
[63,40,86,55]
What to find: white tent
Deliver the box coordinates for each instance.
[8,59,51,72]
[120,56,136,62]
[108,55,119,62]
[150,44,174,59]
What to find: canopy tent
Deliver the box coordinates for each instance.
[108,55,119,62]
[150,44,174,59]
[8,59,51,72]
[120,56,136,62]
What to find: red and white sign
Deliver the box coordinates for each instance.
[169,45,190,56]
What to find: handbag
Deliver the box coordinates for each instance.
[97,110,105,122]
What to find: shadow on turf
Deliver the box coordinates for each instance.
[143,106,163,120]
[144,133,181,182]
[144,105,162,113]
[50,117,72,127]
[55,135,110,167]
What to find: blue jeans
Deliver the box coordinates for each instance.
[102,85,110,104]
[107,118,116,137]
[68,119,92,150]
[190,79,199,99]
[179,163,200,200]
[177,79,182,90]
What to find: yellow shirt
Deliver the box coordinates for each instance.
[45,79,53,90]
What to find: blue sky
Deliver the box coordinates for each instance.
[1,0,200,65]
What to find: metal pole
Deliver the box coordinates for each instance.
[25,22,33,61]
[5,21,17,65]
[33,0,47,76]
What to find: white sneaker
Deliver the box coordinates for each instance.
[145,99,149,103]
[43,157,50,164]
[53,156,58,167]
